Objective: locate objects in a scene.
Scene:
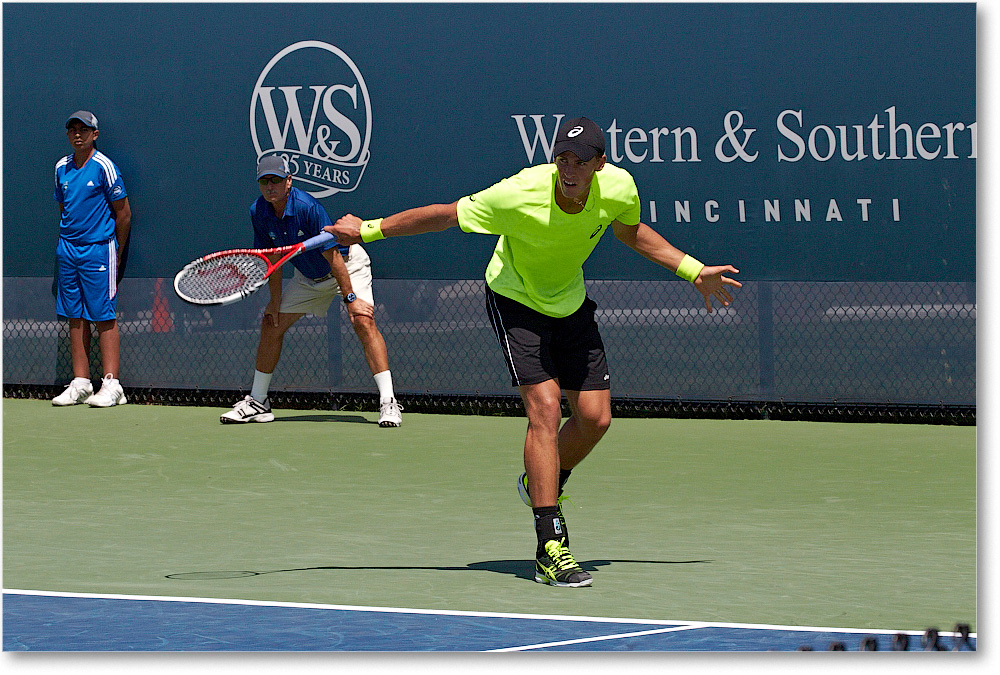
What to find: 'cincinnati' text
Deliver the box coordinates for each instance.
[647,198,902,224]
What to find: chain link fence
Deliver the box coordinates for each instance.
[3,276,974,416]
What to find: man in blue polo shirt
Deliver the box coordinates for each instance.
[220,155,403,426]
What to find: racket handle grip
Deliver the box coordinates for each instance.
[302,231,337,251]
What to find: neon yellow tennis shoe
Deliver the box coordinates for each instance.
[535,538,592,588]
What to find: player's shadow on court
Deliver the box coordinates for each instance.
[467,558,711,581]
[274,413,376,424]
[166,559,710,582]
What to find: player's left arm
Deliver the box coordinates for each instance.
[612,220,741,312]
[111,197,131,263]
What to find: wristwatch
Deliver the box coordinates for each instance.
[343,292,357,304]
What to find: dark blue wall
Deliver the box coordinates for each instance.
[3,3,976,281]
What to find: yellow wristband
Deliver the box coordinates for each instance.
[676,254,705,283]
[360,218,385,243]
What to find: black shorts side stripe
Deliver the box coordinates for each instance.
[485,286,521,386]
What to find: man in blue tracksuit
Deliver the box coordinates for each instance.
[52,110,132,408]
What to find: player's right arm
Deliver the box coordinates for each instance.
[327,202,459,245]
[262,253,283,326]
[251,206,283,325]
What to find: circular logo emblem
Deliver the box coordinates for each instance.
[568,126,584,138]
[251,41,372,199]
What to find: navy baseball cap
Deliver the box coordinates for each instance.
[256,155,291,179]
[66,110,99,130]
[552,117,605,162]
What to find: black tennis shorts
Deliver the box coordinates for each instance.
[485,284,610,391]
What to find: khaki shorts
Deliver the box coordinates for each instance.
[278,244,374,317]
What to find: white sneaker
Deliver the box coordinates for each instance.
[378,398,403,427]
[87,374,127,407]
[52,378,94,406]
[220,395,274,424]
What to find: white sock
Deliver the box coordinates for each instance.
[251,370,272,402]
[374,370,395,403]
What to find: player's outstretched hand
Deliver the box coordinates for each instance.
[694,265,741,312]
[325,215,363,245]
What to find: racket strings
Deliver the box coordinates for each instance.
[175,253,269,302]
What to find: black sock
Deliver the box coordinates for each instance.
[559,469,572,495]
[533,506,564,553]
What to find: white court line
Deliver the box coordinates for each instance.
[487,624,707,652]
[2,588,976,639]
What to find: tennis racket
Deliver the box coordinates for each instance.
[173,232,335,305]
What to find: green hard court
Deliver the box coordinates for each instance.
[2,398,976,631]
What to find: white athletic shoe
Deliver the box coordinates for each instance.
[378,398,403,427]
[220,395,274,424]
[517,472,532,507]
[87,374,127,407]
[52,378,94,406]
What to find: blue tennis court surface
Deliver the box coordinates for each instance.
[2,590,976,652]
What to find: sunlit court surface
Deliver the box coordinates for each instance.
[3,400,975,654]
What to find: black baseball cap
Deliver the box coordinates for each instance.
[552,117,605,162]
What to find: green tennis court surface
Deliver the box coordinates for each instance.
[3,398,976,634]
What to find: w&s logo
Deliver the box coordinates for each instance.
[250,41,372,199]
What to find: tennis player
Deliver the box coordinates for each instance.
[52,110,132,408]
[328,117,740,587]
[221,155,403,427]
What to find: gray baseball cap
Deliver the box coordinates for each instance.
[256,155,291,179]
[66,110,99,130]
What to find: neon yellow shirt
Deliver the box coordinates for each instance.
[457,163,641,317]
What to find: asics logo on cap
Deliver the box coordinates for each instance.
[567,126,584,138]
